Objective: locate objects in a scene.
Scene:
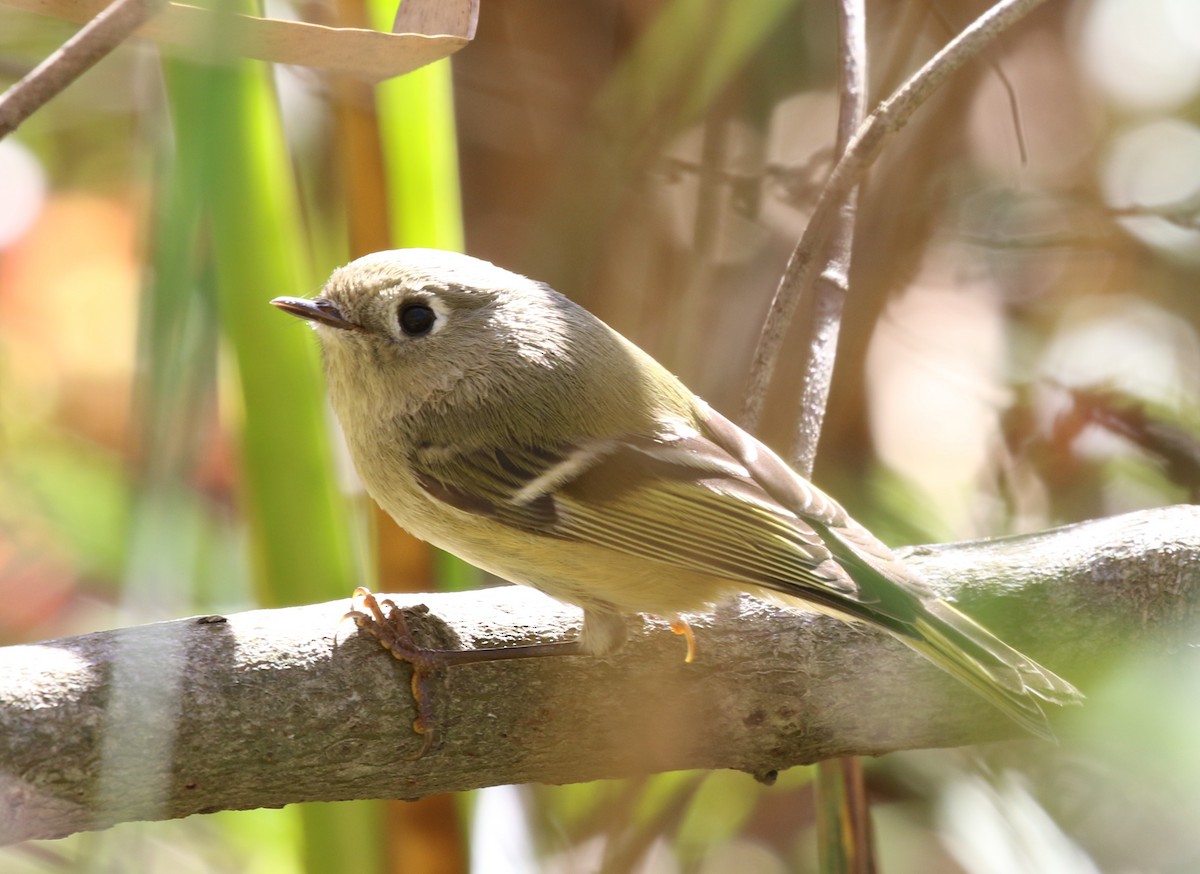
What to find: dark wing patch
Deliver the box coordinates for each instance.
[410,419,869,601]
[413,443,571,532]
[414,469,498,517]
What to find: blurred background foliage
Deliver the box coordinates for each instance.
[1,0,1199,871]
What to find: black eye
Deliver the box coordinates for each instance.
[398,302,437,336]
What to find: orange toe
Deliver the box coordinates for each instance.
[669,618,697,664]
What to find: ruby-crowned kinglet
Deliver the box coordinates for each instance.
[272,249,1081,740]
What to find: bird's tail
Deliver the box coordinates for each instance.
[904,598,1082,741]
[801,520,1084,741]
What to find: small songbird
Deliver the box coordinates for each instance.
[272,249,1081,742]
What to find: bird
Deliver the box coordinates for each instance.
[271,248,1082,748]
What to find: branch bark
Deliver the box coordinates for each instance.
[784,0,866,469]
[2,505,1198,844]
[0,0,164,140]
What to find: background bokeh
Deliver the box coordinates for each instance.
[1,0,1198,871]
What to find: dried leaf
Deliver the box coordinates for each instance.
[7,0,477,82]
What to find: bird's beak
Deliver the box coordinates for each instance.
[270,296,364,332]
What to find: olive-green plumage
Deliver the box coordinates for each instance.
[272,248,1082,739]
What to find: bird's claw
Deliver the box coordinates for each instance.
[343,586,439,759]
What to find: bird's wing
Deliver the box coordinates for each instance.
[411,403,1084,731]
[410,403,916,621]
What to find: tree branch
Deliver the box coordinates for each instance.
[2,505,1197,844]
[742,0,1054,427]
[0,0,164,140]
[784,0,866,469]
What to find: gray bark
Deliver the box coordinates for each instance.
[2,505,1197,844]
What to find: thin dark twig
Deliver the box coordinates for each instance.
[930,0,1028,166]
[991,52,1028,165]
[741,0,1055,430]
[0,0,163,140]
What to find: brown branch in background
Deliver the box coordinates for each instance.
[741,0,1054,428]
[0,0,164,140]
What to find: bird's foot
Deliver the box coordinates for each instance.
[343,586,441,759]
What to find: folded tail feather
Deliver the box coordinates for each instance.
[907,599,1082,741]
[786,520,1084,740]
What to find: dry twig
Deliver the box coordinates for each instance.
[742,0,1054,426]
[0,0,164,139]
